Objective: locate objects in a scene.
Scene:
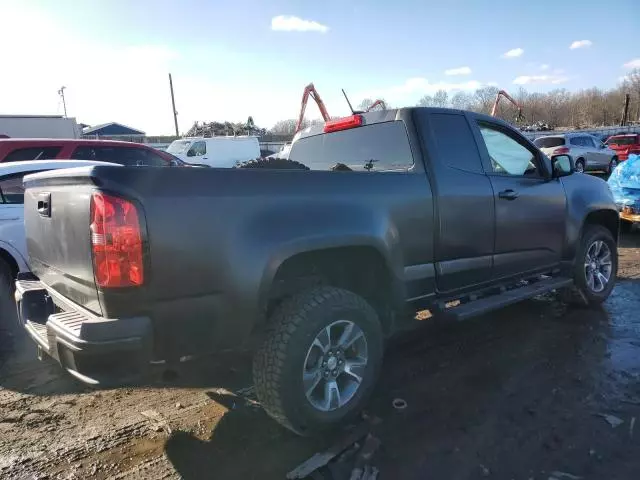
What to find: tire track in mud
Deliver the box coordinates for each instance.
[0,395,220,479]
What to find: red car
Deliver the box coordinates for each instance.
[0,138,182,166]
[605,134,640,161]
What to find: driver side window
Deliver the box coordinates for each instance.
[187,141,206,157]
[478,124,540,177]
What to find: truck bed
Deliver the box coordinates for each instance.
[23,165,433,357]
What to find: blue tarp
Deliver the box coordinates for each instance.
[608,154,640,210]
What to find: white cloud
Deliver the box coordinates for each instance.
[513,74,568,85]
[570,40,592,49]
[540,64,550,70]
[444,66,472,76]
[271,15,328,33]
[502,48,523,58]
[623,58,640,69]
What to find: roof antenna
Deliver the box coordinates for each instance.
[342,89,356,115]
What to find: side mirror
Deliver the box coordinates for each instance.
[551,154,574,178]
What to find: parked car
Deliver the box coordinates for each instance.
[0,160,120,330]
[16,108,618,435]
[0,138,183,166]
[533,133,618,174]
[166,136,260,167]
[605,134,640,161]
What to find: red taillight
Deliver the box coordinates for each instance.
[323,115,363,133]
[90,192,144,288]
[552,146,570,154]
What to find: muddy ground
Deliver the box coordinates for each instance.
[1,232,640,480]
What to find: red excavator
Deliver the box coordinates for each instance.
[295,83,331,134]
[295,84,388,134]
[491,89,525,123]
[365,99,387,112]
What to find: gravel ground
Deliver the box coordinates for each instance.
[1,232,639,480]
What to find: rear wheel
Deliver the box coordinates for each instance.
[608,157,618,175]
[562,225,617,306]
[253,287,383,435]
[575,158,585,173]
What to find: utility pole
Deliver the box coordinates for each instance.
[58,86,67,117]
[168,73,179,136]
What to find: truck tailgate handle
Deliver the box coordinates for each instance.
[37,193,51,217]
[498,189,519,200]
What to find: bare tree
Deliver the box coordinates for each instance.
[450,92,473,110]
[473,86,500,115]
[271,119,299,136]
[433,90,449,108]
[274,80,640,132]
[357,98,374,111]
[417,95,435,107]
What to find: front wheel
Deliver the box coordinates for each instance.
[608,157,618,175]
[253,287,383,435]
[575,159,585,173]
[562,225,617,306]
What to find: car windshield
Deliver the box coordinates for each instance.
[166,140,192,154]
[607,136,637,146]
[533,137,565,148]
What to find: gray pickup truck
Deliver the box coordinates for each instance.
[15,108,619,435]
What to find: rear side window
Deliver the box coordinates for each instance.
[289,121,414,171]
[429,113,483,173]
[569,137,582,146]
[72,146,168,166]
[533,137,565,148]
[3,146,61,162]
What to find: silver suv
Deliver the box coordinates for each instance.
[534,133,618,174]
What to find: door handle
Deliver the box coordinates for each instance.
[37,193,51,217]
[498,189,519,200]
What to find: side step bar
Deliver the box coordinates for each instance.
[441,276,573,322]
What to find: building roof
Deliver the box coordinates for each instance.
[83,122,145,136]
[0,114,66,119]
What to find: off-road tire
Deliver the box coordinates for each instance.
[561,225,617,307]
[253,287,383,435]
[236,157,310,170]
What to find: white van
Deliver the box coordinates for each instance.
[166,136,260,168]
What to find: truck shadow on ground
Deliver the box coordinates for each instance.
[160,287,639,480]
[164,390,330,480]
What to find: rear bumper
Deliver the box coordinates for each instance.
[15,274,153,386]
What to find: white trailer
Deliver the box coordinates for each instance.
[0,115,81,139]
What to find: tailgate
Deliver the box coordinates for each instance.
[24,169,102,315]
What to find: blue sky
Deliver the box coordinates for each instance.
[0,0,638,134]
